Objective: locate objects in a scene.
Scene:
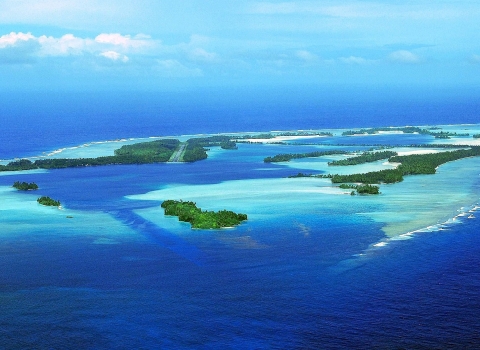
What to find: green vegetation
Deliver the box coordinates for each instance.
[0,139,189,172]
[332,169,403,184]
[239,133,276,140]
[288,148,480,196]
[238,131,332,141]
[182,136,239,162]
[434,134,450,139]
[474,134,480,138]
[37,196,61,207]
[342,126,469,138]
[338,184,357,189]
[342,126,427,136]
[0,159,37,172]
[339,183,380,195]
[13,181,38,191]
[389,148,480,175]
[0,136,244,171]
[161,200,247,229]
[182,142,208,162]
[220,141,238,149]
[288,172,314,178]
[264,150,347,163]
[431,131,469,138]
[356,184,380,194]
[187,136,235,147]
[275,131,333,137]
[114,139,180,161]
[331,147,480,184]
[328,151,398,166]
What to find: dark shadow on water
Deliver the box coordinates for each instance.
[110,209,205,266]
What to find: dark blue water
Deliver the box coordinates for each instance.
[2,88,480,158]
[1,90,480,349]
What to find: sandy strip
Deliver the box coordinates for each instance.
[395,149,441,156]
[238,135,327,143]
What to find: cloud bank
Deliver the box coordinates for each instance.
[0,31,220,76]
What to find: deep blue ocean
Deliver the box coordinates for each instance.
[1,89,480,349]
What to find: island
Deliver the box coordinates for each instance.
[264,150,347,163]
[0,131,339,173]
[0,138,212,172]
[341,126,469,138]
[161,200,247,229]
[4,130,480,203]
[339,184,380,195]
[330,147,480,184]
[114,139,180,161]
[281,147,480,196]
[328,151,398,166]
[37,196,61,207]
[13,181,39,191]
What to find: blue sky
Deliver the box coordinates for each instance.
[1,0,479,92]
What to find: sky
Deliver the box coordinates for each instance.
[1,0,479,92]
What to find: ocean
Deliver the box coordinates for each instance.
[1,89,480,349]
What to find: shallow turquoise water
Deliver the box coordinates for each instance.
[1,124,480,348]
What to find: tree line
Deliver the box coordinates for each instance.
[331,147,480,184]
[161,200,247,229]
[328,151,398,166]
[342,126,469,138]
[264,150,347,163]
[13,181,38,191]
[0,138,206,172]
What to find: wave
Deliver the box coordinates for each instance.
[4,122,480,162]
[332,202,480,274]
[363,202,480,253]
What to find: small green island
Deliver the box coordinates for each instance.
[339,184,380,195]
[13,181,38,191]
[161,200,247,229]
[37,196,61,207]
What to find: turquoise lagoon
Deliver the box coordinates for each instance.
[1,124,480,348]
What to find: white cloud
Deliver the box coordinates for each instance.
[296,50,317,61]
[0,31,224,71]
[0,31,157,64]
[388,50,421,64]
[0,32,35,48]
[0,32,39,64]
[100,51,129,63]
[340,56,372,64]
[38,34,91,56]
[95,33,152,51]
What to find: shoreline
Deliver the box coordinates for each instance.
[2,123,480,243]
[2,122,480,164]
[364,201,480,255]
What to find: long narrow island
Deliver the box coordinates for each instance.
[0,135,245,172]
